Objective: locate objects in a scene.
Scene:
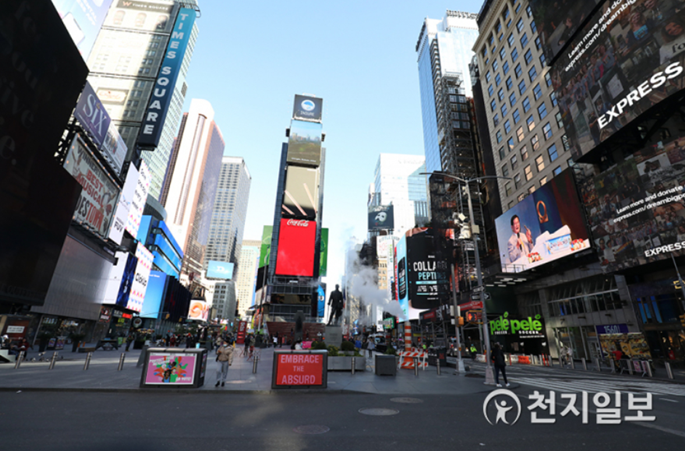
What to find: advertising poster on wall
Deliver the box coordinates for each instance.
[292,95,323,122]
[368,205,395,230]
[274,352,325,387]
[259,226,273,268]
[51,0,115,59]
[286,120,323,167]
[495,169,591,272]
[188,300,209,321]
[105,0,175,32]
[580,136,685,272]
[126,160,151,238]
[319,228,329,277]
[63,136,120,241]
[73,81,112,151]
[126,244,153,312]
[140,270,168,319]
[275,219,317,277]
[282,166,319,218]
[206,261,235,280]
[109,164,139,245]
[145,353,196,385]
[550,0,685,161]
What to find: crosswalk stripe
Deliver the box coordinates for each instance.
[511,376,685,397]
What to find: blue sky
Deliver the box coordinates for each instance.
[183,1,482,293]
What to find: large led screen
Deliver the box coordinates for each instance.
[292,94,323,122]
[551,1,685,162]
[282,166,319,219]
[319,228,329,277]
[580,135,685,272]
[495,169,591,272]
[368,205,395,230]
[52,0,115,60]
[206,261,235,280]
[286,120,323,167]
[140,270,168,319]
[259,226,273,268]
[275,219,317,277]
[528,0,602,63]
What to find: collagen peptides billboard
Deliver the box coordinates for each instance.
[368,205,395,230]
[580,136,685,272]
[275,219,317,277]
[551,0,685,161]
[495,169,591,272]
[529,0,602,63]
[286,120,323,167]
[282,166,319,219]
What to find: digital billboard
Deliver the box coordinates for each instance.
[550,1,685,161]
[580,135,685,272]
[138,7,197,148]
[292,94,323,122]
[188,300,209,321]
[528,0,602,64]
[286,120,323,167]
[405,228,450,310]
[126,244,154,312]
[126,160,151,238]
[282,166,319,219]
[275,219,317,277]
[63,135,120,241]
[368,205,395,230]
[104,0,175,32]
[109,165,139,245]
[206,261,235,280]
[259,226,273,268]
[495,169,591,272]
[52,0,115,59]
[319,228,329,277]
[140,271,167,319]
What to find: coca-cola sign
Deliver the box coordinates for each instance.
[287,219,310,227]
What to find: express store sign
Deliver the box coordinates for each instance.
[272,351,327,389]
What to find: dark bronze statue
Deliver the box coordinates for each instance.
[327,284,344,326]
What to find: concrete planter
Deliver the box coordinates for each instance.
[375,355,397,376]
[327,356,365,371]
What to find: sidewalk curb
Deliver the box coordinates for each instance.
[0,387,362,395]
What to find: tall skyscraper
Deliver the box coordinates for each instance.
[235,240,261,320]
[416,11,479,173]
[86,0,200,200]
[370,154,428,238]
[205,157,252,271]
[160,99,224,288]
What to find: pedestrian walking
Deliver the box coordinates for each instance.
[491,343,510,388]
[367,337,375,358]
[215,341,234,387]
[125,333,135,352]
[470,344,477,360]
[273,335,278,348]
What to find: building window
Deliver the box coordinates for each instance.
[521,33,529,48]
[533,83,542,100]
[528,185,536,194]
[505,182,512,196]
[488,85,494,97]
[526,5,532,17]
[515,63,522,78]
[498,88,504,100]
[491,99,497,111]
[511,154,518,169]
[518,193,526,202]
[555,112,564,129]
[508,137,515,151]
[540,176,547,186]
[499,146,505,160]
[503,61,510,75]
[522,97,531,112]
[535,36,542,50]
[511,47,519,61]
[514,173,521,188]
[509,92,517,106]
[493,60,499,71]
[513,108,521,123]
[485,71,491,82]
[493,113,500,126]
[544,71,553,87]
[516,17,524,32]
[502,164,509,177]
[524,165,533,181]
[531,20,537,33]
[504,119,512,134]
[538,102,548,120]
[531,134,540,151]
[516,126,525,142]
[518,79,526,94]
[542,122,553,140]
[500,47,507,60]
[550,91,558,107]
[562,134,571,151]
[553,166,562,176]
[507,33,515,47]
[539,53,546,65]
[496,131,503,143]
[521,145,529,161]
[526,115,535,131]
[496,73,502,86]
[536,155,545,172]
[548,143,559,162]
[506,76,513,90]
[528,65,537,81]
[501,104,508,116]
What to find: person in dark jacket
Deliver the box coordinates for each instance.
[490,343,510,388]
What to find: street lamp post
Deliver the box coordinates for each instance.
[423,172,511,386]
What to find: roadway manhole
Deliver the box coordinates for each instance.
[390,397,424,404]
[294,425,330,434]
[359,408,400,416]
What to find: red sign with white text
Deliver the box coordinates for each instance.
[237,321,247,344]
[275,352,324,386]
[275,219,317,277]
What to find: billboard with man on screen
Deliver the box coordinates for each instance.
[495,170,591,272]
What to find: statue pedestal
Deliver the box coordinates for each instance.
[325,326,343,348]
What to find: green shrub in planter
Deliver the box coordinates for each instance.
[310,341,327,350]
[340,341,355,352]
[385,345,397,355]
[327,345,339,356]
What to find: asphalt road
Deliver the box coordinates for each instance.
[2,385,683,451]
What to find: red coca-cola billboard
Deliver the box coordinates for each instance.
[236,321,247,344]
[275,218,317,277]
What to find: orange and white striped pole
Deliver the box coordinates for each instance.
[401,322,415,369]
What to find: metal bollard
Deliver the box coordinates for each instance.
[83,352,92,370]
[570,358,575,370]
[413,357,419,376]
[351,357,355,375]
[437,358,441,375]
[49,352,58,370]
[628,360,634,376]
[117,353,126,371]
[665,362,674,379]
[582,358,587,371]
[252,355,259,374]
[595,358,601,372]
[645,361,653,378]
[14,351,24,369]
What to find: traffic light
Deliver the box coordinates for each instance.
[680,314,685,327]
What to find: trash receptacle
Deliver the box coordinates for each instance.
[427,347,447,367]
[140,347,207,388]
